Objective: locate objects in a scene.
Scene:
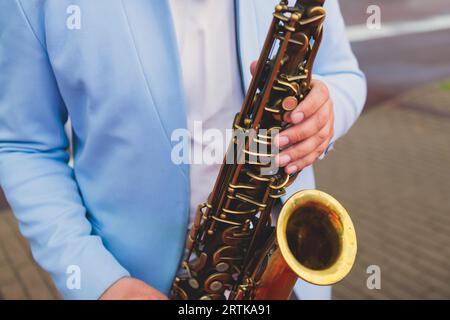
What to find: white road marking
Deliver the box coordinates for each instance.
[347,14,450,42]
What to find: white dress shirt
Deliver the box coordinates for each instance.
[169,0,244,224]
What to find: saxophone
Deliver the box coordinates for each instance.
[170,0,357,300]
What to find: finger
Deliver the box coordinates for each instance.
[275,101,332,148]
[250,61,257,77]
[283,111,293,123]
[276,118,332,167]
[289,80,330,124]
[285,138,331,174]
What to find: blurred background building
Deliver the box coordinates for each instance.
[1,0,449,299]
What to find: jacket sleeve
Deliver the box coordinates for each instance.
[0,1,129,299]
[313,0,367,154]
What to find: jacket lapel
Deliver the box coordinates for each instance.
[121,0,188,176]
[121,0,275,179]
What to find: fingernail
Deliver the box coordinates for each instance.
[277,154,291,167]
[292,112,305,124]
[276,135,289,148]
[286,165,298,174]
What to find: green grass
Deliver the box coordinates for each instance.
[440,80,450,92]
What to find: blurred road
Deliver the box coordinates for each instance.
[341,0,450,25]
[341,0,450,107]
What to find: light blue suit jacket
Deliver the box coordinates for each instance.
[0,0,366,299]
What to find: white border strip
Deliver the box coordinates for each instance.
[347,14,450,43]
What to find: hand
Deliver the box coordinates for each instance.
[100,277,168,300]
[250,61,334,174]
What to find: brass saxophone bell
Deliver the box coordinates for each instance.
[277,190,357,286]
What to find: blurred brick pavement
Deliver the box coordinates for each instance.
[1,81,450,300]
[0,209,61,299]
[317,80,450,299]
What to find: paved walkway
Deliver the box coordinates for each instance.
[0,209,60,299]
[317,80,450,299]
[0,80,449,300]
